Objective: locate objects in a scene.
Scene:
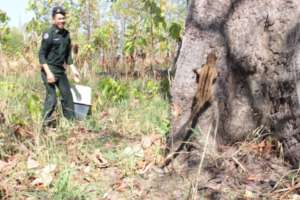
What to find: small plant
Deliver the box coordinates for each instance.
[9,113,26,126]
[145,79,160,97]
[168,22,182,41]
[26,94,42,121]
[53,168,86,200]
[130,87,145,100]
[98,78,129,103]
[53,168,71,200]
[156,118,170,136]
[0,81,15,93]
[159,78,171,99]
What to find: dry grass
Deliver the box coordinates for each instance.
[1,56,300,200]
[0,57,169,199]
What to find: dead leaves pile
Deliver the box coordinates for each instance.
[192,137,300,199]
[26,157,57,189]
[12,125,34,140]
[134,134,165,174]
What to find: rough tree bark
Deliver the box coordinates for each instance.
[167,0,300,167]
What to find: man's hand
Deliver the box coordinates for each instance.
[42,64,56,84]
[70,64,81,83]
[47,72,56,84]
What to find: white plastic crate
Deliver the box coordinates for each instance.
[71,84,92,120]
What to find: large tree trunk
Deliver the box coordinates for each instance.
[168,0,300,167]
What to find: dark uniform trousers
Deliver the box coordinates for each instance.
[41,67,74,126]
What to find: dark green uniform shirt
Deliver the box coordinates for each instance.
[39,25,73,73]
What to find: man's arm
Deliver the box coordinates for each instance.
[66,36,80,83]
[39,32,55,83]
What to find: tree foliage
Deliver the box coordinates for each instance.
[1,0,186,71]
[0,10,25,56]
[0,10,9,49]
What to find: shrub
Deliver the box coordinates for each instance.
[98,78,129,103]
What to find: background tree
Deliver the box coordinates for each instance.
[0,10,10,51]
[23,0,186,75]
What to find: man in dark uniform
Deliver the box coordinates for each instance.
[39,6,80,128]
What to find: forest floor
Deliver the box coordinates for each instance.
[1,57,300,200]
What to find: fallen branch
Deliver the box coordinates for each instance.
[279,183,300,200]
[231,156,247,173]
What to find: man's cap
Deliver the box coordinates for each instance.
[52,6,66,17]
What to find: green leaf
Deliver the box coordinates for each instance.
[169,22,182,41]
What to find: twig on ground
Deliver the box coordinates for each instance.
[271,169,298,192]
[231,156,247,173]
[279,183,300,200]
[191,124,212,200]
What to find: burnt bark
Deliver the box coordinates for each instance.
[168,0,300,168]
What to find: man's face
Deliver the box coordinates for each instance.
[53,13,65,29]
